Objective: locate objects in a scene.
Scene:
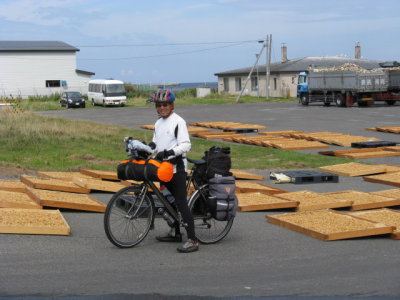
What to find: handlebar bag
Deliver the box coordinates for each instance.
[207,176,238,221]
[117,159,174,182]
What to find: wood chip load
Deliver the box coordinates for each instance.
[363,172,400,187]
[275,190,352,211]
[267,209,394,241]
[230,169,265,180]
[20,176,90,194]
[0,208,71,235]
[0,190,42,209]
[349,209,400,239]
[326,190,400,210]
[318,162,387,177]
[26,189,106,212]
[72,177,126,193]
[79,169,119,181]
[235,181,286,195]
[237,193,299,211]
[0,180,27,192]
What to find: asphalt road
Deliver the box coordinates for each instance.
[1,101,400,299]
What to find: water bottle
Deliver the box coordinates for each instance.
[162,211,176,227]
[162,188,175,204]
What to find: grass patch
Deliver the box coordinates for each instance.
[10,92,297,112]
[0,110,350,173]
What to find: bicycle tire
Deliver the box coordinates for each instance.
[188,186,234,244]
[104,185,154,248]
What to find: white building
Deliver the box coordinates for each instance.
[214,44,382,98]
[0,41,94,98]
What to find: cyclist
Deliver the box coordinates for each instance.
[151,89,199,253]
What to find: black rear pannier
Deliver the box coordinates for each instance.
[117,159,173,182]
[207,176,237,221]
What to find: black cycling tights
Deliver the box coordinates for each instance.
[163,171,196,241]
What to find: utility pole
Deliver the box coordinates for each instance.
[236,41,265,103]
[256,53,260,98]
[265,34,272,100]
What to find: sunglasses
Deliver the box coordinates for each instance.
[155,103,171,108]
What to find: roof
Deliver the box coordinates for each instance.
[0,41,79,52]
[76,69,95,76]
[214,56,383,76]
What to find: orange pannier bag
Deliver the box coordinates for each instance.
[117,159,174,182]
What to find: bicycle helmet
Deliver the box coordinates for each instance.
[152,89,175,103]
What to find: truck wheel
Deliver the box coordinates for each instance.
[335,94,345,107]
[300,94,309,106]
[385,100,396,105]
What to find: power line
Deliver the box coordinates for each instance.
[79,42,249,61]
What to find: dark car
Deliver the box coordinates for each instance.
[60,91,85,108]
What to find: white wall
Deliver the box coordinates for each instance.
[0,52,91,98]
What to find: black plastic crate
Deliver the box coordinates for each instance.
[271,170,339,184]
[351,141,397,148]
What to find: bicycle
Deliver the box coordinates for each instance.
[104,156,235,248]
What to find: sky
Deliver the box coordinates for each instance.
[1,0,400,84]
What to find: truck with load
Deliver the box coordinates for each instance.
[297,63,400,107]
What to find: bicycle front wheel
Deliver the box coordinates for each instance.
[104,185,154,248]
[188,187,234,244]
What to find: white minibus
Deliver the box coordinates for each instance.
[88,79,127,107]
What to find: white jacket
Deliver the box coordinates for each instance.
[152,112,191,171]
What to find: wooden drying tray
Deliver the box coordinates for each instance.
[371,188,400,200]
[0,180,27,193]
[318,136,380,147]
[141,124,211,134]
[20,176,90,194]
[289,132,343,141]
[363,172,400,187]
[375,164,400,173]
[258,130,303,136]
[318,162,387,177]
[366,126,400,134]
[235,181,286,195]
[72,177,126,193]
[0,208,71,235]
[274,190,352,211]
[0,190,42,209]
[325,190,400,210]
[269,140,330,150]
[79,169,119,181]
[190,121,266,130]
[37,171,94,182]
[267,209,394,241]
[237,192,298,212]
[27,188,106,212]
[349,208,400,239]
[230,169,264,180]
[318,147,400,159]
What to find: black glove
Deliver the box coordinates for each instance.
[148,142,156,150]
[155,149,175,161]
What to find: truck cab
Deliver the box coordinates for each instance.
[297,72,308,98]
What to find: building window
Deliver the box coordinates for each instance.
[251,77,258,91]
[223,78,229,92]
[274,78,277,90]
[235,77,242,91]
[46,80,61,87]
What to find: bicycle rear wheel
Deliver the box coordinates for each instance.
[104,185,154,248]
[188,186,234,244]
